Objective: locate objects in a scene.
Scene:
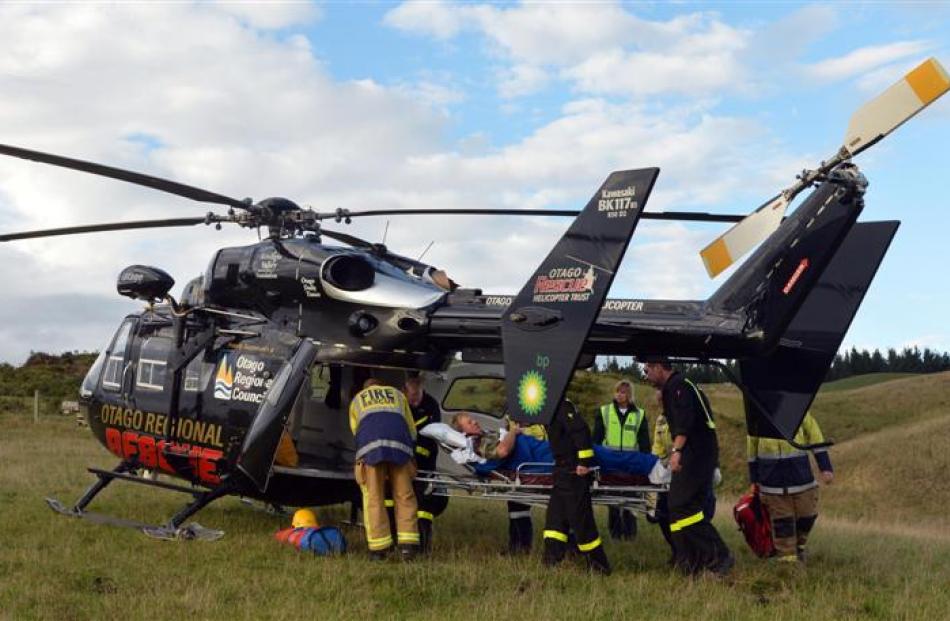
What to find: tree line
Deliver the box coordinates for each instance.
[0,351,99,400]
[598,345,950,384]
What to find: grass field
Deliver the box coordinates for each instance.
[3,370,950,621]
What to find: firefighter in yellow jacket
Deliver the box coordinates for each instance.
[349,378,420,560]
[748,412,833,563]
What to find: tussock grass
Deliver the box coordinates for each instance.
[3,413,950,620]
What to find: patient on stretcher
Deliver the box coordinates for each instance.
[420,414,669,484]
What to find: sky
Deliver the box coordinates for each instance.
[0,1,947,365]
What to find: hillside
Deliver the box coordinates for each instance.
[819,372,918,392]
[821,413,950,529]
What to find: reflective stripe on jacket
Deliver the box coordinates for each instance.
[747,413,833,494]
[349,386,416,466]
[652,414,672,459]
[599,403,644,450]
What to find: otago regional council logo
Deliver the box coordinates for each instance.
[518,370,547,416]
[214,354,234,400]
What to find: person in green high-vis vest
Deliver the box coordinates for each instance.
[591,379,651,540]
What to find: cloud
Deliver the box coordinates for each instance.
[211,1,322,30]
[0,3,808,363]
[383,0,467,40]
[497,64,550,99]
[384,2,752,100]
[0,294,138,364]
[802,40,932,82]
[747,4,840,64]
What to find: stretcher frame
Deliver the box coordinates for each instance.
[414,460,668,512]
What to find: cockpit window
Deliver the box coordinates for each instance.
[80,350,107,398]
[102,320,134,392]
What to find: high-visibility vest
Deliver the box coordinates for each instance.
[349,386,416,466]
[652,415,672,458]
[599,403,644,450]
[747,413,831,494]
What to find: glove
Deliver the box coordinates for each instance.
[649,461,671,484]
[713,467,723,487]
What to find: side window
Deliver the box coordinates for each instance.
[135,336,171,392]
[441,377,506,418]
[102,320,135,392]
[183,356,214,393]
[310,364,331,401]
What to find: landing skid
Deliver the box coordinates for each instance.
[239,497,290,517]
[46,461,230,541]
[45,497,224,541]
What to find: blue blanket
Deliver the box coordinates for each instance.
[473,435,657,477]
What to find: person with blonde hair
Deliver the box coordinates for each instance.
[592,378,650,540]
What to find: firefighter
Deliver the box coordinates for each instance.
[592,378,650,540]
[643,358,733,577]
[748,411,834,563]
[403,374,448,554]
[349,378,420,560]
[542,400,611,575]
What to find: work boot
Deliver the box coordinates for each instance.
[586,547,612,576]
[710,552,735,578]
[418,519,433,555]
[399,544,420,562]
[368,549,389,562]
[542,540,566,567]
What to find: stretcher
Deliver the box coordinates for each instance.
[412,422,669,512]
[413,462,668,513]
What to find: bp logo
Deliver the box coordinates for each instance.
[518,370,547,416]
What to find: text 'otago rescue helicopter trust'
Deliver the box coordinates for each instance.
[0,58,946,540]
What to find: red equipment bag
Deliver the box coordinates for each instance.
[733,491,775,558]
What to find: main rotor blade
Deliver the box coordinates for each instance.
[0,143,249,210]
[0,216,220,242]
[319,228,374,248]
[699,56,949,279]
[329,208,744,223]
[845,57,949,156]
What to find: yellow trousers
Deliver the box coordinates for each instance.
[355,460,419,551]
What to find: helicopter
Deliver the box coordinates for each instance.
[0,57,946,540]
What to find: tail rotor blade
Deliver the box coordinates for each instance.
[700,56,948,279]
[845,57,949,156]
[700,194,788,279]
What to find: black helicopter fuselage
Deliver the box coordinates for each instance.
[80,301,362,507]
[77,169,871,511]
